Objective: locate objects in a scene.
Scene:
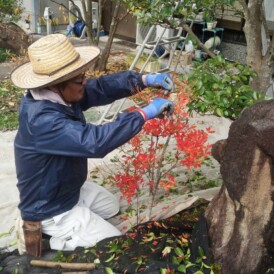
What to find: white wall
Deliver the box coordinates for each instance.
[18,0,69,34]
[17,0,35,32]
[264,0,274,22]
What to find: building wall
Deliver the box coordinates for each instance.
[102,0,136,42]
[19,0,69,34]
[265,0,274,23]
[17,0,34,31]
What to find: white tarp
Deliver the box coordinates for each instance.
[0,114,232,250]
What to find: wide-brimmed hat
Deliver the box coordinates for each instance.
[11,34,100,89]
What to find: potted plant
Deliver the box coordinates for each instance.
[204,12,217,29]
[203,1,219,29]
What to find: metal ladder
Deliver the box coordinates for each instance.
[97,20,194,125]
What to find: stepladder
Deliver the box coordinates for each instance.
[97,21,194,125]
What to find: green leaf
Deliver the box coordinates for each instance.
[222,97,229,104]
[185,262,196,268]
[94,258,100,264]
[226,86,232,95]
[198,246,204,257]
[253,91,258,100]
[202,262,211,269]
[195,80,203,90]
[162,246,172,256]
[215,108,223,117]
[197,87,205,96]
[240,75,248,82]
[105,267,115,274]
[212,83,219,89]
[223,110,229,117]
[232,75,241,81]
[160,268,167,274]
[177,265,186,273]
[200,104,207,112]
[205,90,214,98]
[108,243,118,252]
[84,248,97,255]
[172,255,183,264]
[105,253,115,262]
[174,247,185,256]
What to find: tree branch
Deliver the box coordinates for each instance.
[50,0,84,22]
[162,18,216,59]
[238,0,248,11]
[148,135,171,219]
[30,260,95,270]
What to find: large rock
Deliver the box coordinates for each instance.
[0,22,31,55]
[205,100,274,274]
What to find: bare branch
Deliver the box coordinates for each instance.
[238,0,248,11]
[161,17,216,58]
[183,22,216,58]
[31,260,95,270]
[50,0,84,22]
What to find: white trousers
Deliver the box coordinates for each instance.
[42,181,122,250]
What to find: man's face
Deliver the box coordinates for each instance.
[61,73,86,103]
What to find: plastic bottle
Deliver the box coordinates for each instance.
[185,40,194,52]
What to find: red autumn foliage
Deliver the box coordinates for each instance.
[114,81,212,211]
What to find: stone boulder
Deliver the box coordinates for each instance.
[205,100,274,274]
[0,22,31,55]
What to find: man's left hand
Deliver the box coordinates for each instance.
[143,73,174,94]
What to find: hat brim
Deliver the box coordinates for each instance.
[10,46,100,89]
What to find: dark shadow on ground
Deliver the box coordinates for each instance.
[1,215,211,274]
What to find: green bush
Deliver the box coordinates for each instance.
[0,0,24,22]
[0,80,22,131]
[186,56,262,120]
[0,48,16,63]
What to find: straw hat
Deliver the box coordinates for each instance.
[11,34,100,89]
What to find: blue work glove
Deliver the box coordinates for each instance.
[138,98,174,120]
[145,73,174,94]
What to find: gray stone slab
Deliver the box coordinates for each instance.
[0,62,17,81]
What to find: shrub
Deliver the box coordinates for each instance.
[186,56,262,120]
[0,80,22,131]
[109,80,213,220]
[0,48,16,63]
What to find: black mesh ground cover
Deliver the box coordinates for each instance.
[0,215,211,274]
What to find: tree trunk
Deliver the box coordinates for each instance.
[82,0,95,45]
[0,23,31,55]
[97,2,123,71]
[240,0,274,95]
[205,100,274,274]
[95,0,106,45]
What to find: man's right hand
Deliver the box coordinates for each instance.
[137,98,174,120]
